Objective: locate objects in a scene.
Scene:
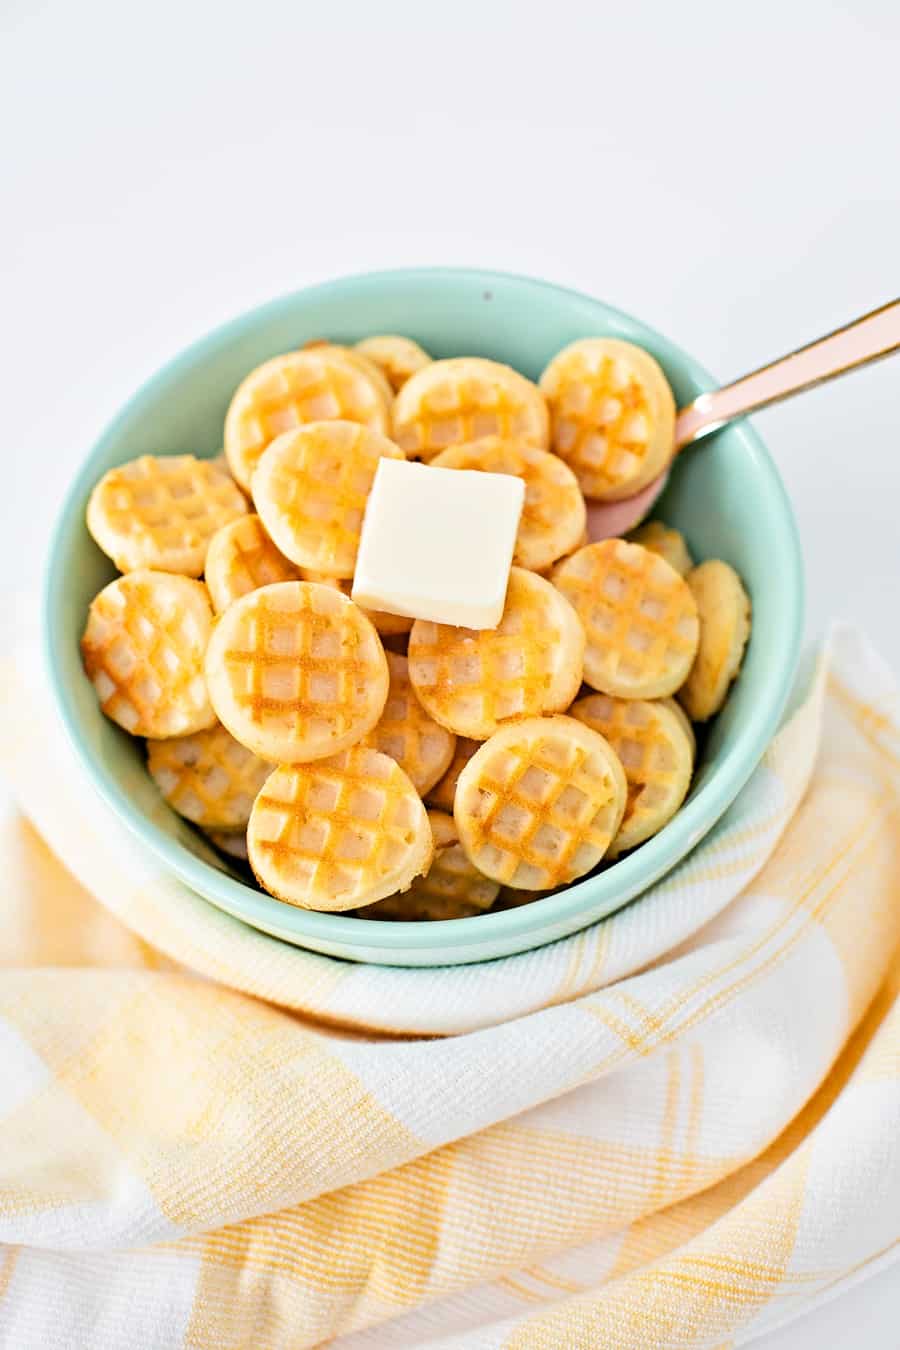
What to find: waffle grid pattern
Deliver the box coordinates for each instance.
[88,455,247,575]
[456,723,623,889]
[147,723,271,829]
[545,350,654,495]
[392,359,548,460]
[248,747,428,909]
[81,572,215,737]
[365,812,498,920]
[206,515,300,613]
[554,541,698,698]
[366,653,456,795]
[354,335,432,392]
[225,350,390,487]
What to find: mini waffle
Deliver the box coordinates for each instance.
[571,693,693,855]
[355,335,432,392]
[539,338,675,501]
[431,437,587,572]
[87,455,248,576]
[299,570,413,637]
[205,514,301,614]
[553,540,699,699]
[408,567,584,739]
[424,736,480,812]
[252,421,405,578]
[147,722,272,829]
[392,358,549,461]
[679,561,752,721]
[247,745,432,910]
[204,580,389,762]
[661,696,697,760]
[454,715,627,889]
[81,570,216,737]
[224,348,391,490]
[362,810,499,919]
[629,520,694,576]
[365,652,457,795]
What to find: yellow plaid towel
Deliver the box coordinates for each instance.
[0,625,898,1349]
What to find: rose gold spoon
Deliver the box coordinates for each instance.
[587,298,900,540]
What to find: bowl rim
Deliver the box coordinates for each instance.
[43,266,804,956]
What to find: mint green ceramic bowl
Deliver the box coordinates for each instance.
[44,269,803,966]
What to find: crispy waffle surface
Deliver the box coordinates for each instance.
[224,348,391,490]
[298,571,413,638]
[629,520,694,576]
[431,437,587,572]
[571,693,693,856]
[679,560,752,722]
[147,721,272,829]
[81,570,216,738]
[205,514,301,614]
[539,338,675,501]
[408,567,585,739]
[247,745,432,910]
[365,652,456,795]
[553,539,699,699]
[454,715,627,889]
[204,581,388,763]
[252,421,405,578]
[361,810,499,920]
[424,736,481,812]
[87,455,248,576]
[354,335,432,392]
[392,358,549,461]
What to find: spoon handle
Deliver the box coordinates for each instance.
[675,298,900,450]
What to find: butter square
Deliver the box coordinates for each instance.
[352,458,524,629]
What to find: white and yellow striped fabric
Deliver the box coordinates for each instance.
[0,625,898,1349]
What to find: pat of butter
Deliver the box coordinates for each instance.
[352,458,524,629]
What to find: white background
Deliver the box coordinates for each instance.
[2,0,898,1344]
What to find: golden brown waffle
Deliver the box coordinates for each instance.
[365,652,456,795]
[661,696,697,760]
[362,811,499,919]
[204,580,389,762]
[679,561,752,721]
[408,567,585,739]
[424,736,480,812]
[431,437,587,572]
[87,455,248,576]
[392,358,549,461]
[316,345,395,407]
[553,540,699,699]
[539,338,675,501]
[354,335,432,392]
[571,693,693,855]
[224,348,391,490]
[629,520,694,576]
[147,722,272,829]
[454,715,627,889]
[205,514,301,614]
[247,746,432,910]
[81,570,216,737]
[206,828,249,861]
[252,421,405,578]
[298,570,413,637]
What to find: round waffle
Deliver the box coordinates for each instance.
[354,335,432,392]
[206,828,249,861]
[629,520,694,576]
[224,348,391,490]
[204,581,389,762]
[362,810,499,920]
[571,693,693,856]
[299,570,413,638]
[454,715,627,889]
[81,570,216,738]
[205,514,301,614]
[252,421,405,578]
[424,736,480,812]
[539,338,676,501]
[365,652,456,795]
[392,358,549,461]
[431,437,587,572]
[316,344,395,407]
[553,540,699,699]
[247,746,432,910]
[408,567,585,739]
[147,722,272,829]
[87,455,248,577]
[679,561,752,722]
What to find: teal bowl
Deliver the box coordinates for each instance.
[44,269,803,966]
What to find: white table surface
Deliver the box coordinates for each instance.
[2,0,898,1343]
